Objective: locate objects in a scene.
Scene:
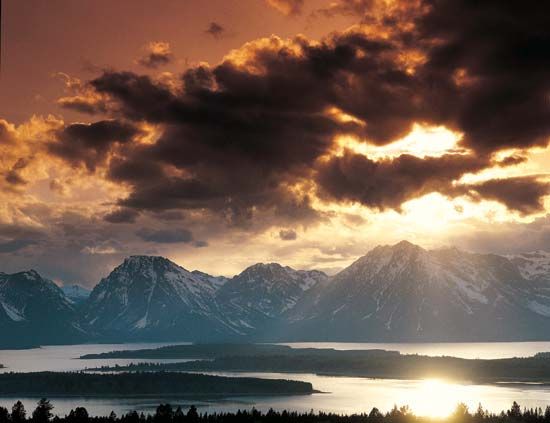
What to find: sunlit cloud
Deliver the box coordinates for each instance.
[335,123,464,159]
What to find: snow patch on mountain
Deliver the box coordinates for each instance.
[1,301,25,321]
[508,251,550,282]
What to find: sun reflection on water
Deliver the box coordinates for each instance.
[410,379,463,418]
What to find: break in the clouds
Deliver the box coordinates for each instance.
[1,0,550,284]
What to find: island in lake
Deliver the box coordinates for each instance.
[0,372,313,397]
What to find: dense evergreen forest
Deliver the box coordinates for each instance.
[83,344,550,384]
[0,372,313,396]
[1,399,550,423]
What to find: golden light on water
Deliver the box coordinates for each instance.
[412,379,462,418]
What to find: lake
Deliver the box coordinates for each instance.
[3,342,550,417]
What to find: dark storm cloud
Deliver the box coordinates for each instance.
[103,208,140,224]
[108,155,165,183]
[315,151,490,210]
[416,0,550,153]
[136,228,193,244]
[49,120,140,171]
[462,177,550,216]
[89,43,368,222]
[312,0,550,154]
[90,72,178,122]
[279,229,297,241]
[205,22,225,39]
[68,0,550,219]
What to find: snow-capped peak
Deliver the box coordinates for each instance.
[81,255,235,336]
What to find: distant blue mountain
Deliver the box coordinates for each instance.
[61,284,91,304]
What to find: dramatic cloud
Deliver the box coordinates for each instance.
[69,0,549,222]
[136,41,174,69]
[416,0,550,153]
[49,120,140,171]
[88,39,369,222]
[204,22,225,39]
[462,177,550,216]
[315,151,490,210]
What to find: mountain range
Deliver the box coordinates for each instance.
[3,240,550,347]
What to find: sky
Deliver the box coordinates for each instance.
[1,0,550,286]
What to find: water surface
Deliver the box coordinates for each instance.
[3,342,550,417]
[0,342,190,373]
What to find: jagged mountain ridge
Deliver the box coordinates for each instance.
[285,241,550,341]
[4,241,550,346]
[216,263,329,334]
[80,257,329,341]
[80,255,239,341]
